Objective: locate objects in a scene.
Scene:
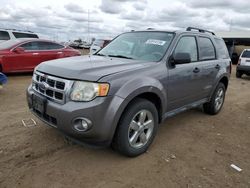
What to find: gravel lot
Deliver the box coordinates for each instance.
[0,66,250,188]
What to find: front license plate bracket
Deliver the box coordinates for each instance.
[32,95,46,114]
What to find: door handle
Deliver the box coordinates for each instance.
[215,64,221,70]
[32,53,39,55]
[193,67,200,73]
[57,52,63,54]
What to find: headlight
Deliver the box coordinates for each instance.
[70,81,109,101]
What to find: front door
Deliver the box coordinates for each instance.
[167,35,205,111]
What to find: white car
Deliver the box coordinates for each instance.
[0,29,39,43]
[90,39,111,55]
[236,49,250,78]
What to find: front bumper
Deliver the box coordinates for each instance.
[26,85,124,146]
[237,65,250,74]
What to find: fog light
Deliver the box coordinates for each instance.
[73,118,92,132]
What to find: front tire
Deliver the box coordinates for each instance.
[203,83,226,115]
[112,98,159,157]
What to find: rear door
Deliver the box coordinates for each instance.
[167,35,205,111]
[197,36,218,97]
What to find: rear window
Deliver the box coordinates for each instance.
[198,37,216,61]
[242,51,250,58]
[0,31,10,40]
[215,38,230,59]
[13,32,38,39]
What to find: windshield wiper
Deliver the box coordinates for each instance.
[107,55,134,59]
[95,53,107,56]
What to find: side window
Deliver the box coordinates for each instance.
[13,32,38,39]
[20,42,39,50]
[37,42,64,50]
[174,36,198,62]
[0,31,10,40]
[215,39,229,59]
[198,37,216,60]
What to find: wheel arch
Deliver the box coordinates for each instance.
[109,90,165,144]
[219,76,229,90]
[121,92,163,124]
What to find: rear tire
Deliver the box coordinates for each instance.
[112,98,159,157]
[203,83,226,115]
[236,71,242,78]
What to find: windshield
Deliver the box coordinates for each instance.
[96,31,174,62]
[0,39,19,50]
[242,50,250,58]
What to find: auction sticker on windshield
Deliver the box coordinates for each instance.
[145,39,166,46]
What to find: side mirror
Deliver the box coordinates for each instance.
[170,53,191,66]
[13,47,25,54]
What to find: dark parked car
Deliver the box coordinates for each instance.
[0,39,81,73]
[27,27,231,157]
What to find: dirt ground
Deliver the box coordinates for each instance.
[0,66,250,188]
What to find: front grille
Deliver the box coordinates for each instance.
[32,71,73,104]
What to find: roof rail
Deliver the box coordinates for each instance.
[0,28,34,33]
[186,27,215,35]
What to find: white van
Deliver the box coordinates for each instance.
[90,39,111,55]
[0,29,39,43]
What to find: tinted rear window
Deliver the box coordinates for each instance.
[215,38,229,59]
[242,51,250,58]
[13,32,38,39]
[198,37,216,60]
[0,31,10,40]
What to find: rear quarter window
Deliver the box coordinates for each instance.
[198,37,216,61]
[13,32,38,39]
[215,38,230,59]
[0,31,10,40]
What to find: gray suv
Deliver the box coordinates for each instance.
[27,27,231,157]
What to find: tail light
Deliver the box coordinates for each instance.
[230,61,232,74]
[237,58,241,65]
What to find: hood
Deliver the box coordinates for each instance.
[37,55,152,81]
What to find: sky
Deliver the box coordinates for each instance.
[0,0,250,42]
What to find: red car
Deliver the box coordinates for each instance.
[0,38,81,73]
